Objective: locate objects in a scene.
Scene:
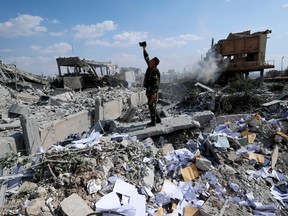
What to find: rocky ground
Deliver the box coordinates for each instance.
[1,76,288,216]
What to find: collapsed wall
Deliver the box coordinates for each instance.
[0,84,147,157]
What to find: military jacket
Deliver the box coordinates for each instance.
[143,50,160,93]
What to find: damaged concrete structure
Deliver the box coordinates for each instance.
[56,56,137,89]
[204,29,275,80]
[0,61,50,87]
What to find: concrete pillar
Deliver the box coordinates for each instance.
[95,98,103,122]
[244,72,249,79]
[260,69,264,78]
[20,115,40,154]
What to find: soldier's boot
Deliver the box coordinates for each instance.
[147,116,156,127]
[156,113,161,123]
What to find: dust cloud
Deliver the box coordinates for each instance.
[191,50,226,84]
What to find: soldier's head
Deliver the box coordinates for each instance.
[149,57,160,68]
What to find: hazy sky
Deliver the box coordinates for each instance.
[0,0,288,77]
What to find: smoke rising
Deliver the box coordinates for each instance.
[191,50,226,84]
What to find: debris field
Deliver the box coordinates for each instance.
[1,61,288,216]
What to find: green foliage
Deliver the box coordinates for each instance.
[223,75,264,94]
[0,153,19,169]
[216,93,264,115]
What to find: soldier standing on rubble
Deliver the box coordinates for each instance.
[140,41,161,126]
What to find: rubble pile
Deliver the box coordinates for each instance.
[1,73,288,215]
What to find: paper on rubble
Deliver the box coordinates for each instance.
[162,180,183,200]
[241,130,256,143]
[184,206,200,216]
[181,164,200,181]
[113,178,137,196]
[248,153,265,164]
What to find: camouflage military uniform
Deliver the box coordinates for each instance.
[143,49,160,124]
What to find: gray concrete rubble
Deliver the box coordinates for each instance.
[1,66,288,215]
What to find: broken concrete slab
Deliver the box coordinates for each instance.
[143,166,155,187]
[128,90,147,107]
[37,95,62,106]
[161,143,174,155]
[95,97,123,122]
[195,82,215,92]
[196,157,212,171]
[39,110,91,151]
[0,120,21,131]
[8,103,29,117]
[0,136,24,158]
[121,106,137,122]
[15,92,39,102]
[261,100,281,112]
[60,193,94,216]
[191,110,214,127]
[120,114,200,139]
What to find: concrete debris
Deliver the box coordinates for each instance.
[60,193,94,216]
[2,63,288,215]
[8,103,30,117]
[195,82,215,93]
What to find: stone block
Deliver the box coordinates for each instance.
[0,135,24,158]
[128,90,147,107]
[103,98,122,120]
[95,98,123,122]
[191,110,214,127]
[196,157,212,171]
[60,193,94,216]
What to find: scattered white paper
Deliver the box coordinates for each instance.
[95,192,136,216]
[129,194,146,216]
[178,181,197,201]
[165,148,195,173]
[113,178,137,196]
[162,180,183,200]
[247,167,288,181]
[270,185,288,205]
[155,192,171,206]
[72,131,101,145]
[95,192,121,210]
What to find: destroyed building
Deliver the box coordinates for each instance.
[203,29,275,82]
[1,33,288,215]
[55,57,137,89]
